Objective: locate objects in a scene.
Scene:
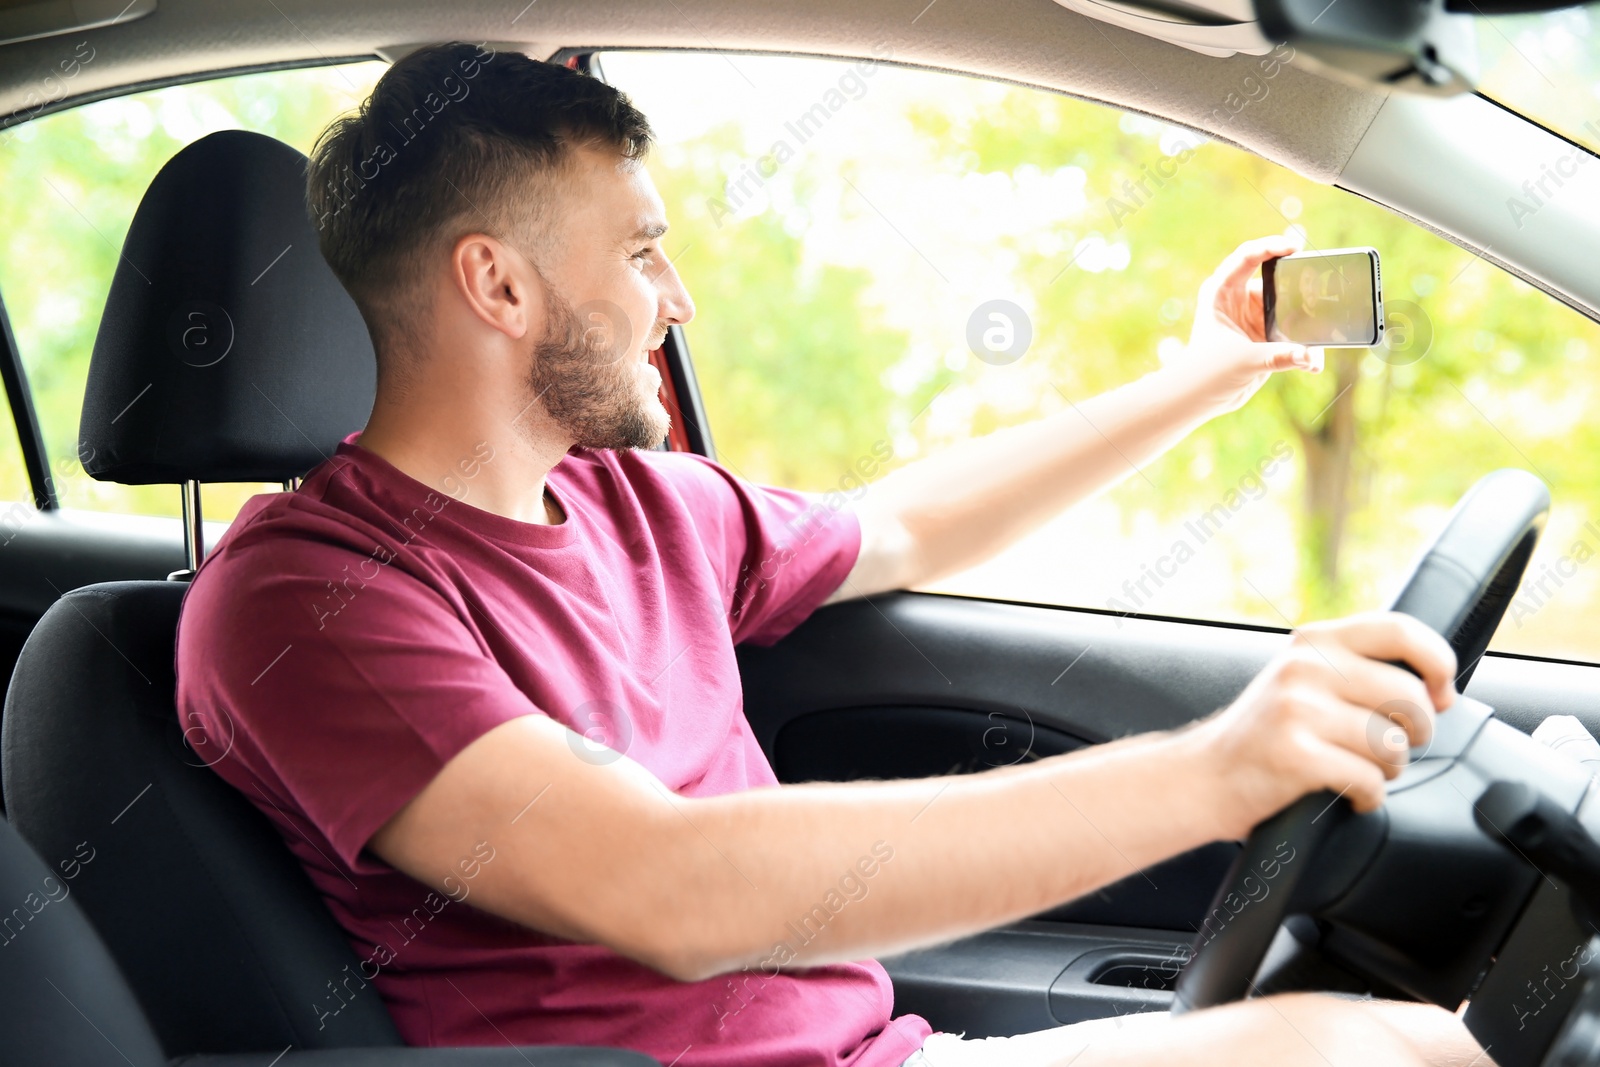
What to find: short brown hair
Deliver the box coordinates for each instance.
[306,43,652,367]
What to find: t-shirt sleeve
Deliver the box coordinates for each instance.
[648,452,862,647]
[177,530,540,875]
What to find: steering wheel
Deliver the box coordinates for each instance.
[1172,467,1551,1013]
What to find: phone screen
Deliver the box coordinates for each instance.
[1265,250,1381,347]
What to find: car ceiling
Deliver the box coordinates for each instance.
[0,0,1387,182]
[3,0,1598,323]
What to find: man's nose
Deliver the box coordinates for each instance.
[657,261,695,327]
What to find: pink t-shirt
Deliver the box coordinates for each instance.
[175,435,933,1067]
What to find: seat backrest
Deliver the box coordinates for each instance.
[2,129,390,1056]
[0,810,169,1067]
[3,581,403,1054]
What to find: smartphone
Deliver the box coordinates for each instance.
[1263,247,1384,347]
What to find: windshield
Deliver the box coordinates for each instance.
[1478,7,1600,153]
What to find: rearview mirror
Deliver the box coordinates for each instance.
[1051,0,1589,95]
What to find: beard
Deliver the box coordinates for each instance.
[524,289,671,451]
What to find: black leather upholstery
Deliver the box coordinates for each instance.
[0,813,170,1067]
[80,129,376,484]
[2,581,404,1054]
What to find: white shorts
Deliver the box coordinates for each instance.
[900,1011,1173,1066]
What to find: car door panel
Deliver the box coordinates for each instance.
[738,594,1287,755]
[739,591,1600,1034]
[878,921,1194,1039]
[741,591,1600,793]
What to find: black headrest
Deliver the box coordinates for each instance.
[80,129,375,485]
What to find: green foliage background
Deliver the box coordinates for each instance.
[0,60,386,519]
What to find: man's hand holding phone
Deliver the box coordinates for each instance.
[1161,234,1323,418]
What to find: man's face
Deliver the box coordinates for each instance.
[522,145,695,450]
[1298,266,1319,312]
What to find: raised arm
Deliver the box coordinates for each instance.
[834,235,1317,602]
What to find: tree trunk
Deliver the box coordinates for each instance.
[1294,349,1363,618]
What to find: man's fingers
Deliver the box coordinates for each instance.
[1300,611,1460,710]
[1292,685,1413,775]
[1302,735,1389,814]
[1303,644,1438,751]
[1206,234,1305,299]
[1286,633,1440,742]
[1260,344,1313,373]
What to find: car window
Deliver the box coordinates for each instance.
[0,58,387,521]
[599,49,1600,665]
[1476,9,1600,154]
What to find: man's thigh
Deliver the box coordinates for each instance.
[902,995,1484,1067]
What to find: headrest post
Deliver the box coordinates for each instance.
[178,480,204,578]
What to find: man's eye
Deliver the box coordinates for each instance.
[631,247,655,264]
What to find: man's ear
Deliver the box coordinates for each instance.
[450,233,541,340]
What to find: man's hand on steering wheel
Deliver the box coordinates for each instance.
[1187,611,1460,842]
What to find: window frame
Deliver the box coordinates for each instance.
[0,291,52,509]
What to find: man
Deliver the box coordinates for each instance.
[176,42,1492,1067]
[1274,260,1357,345]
